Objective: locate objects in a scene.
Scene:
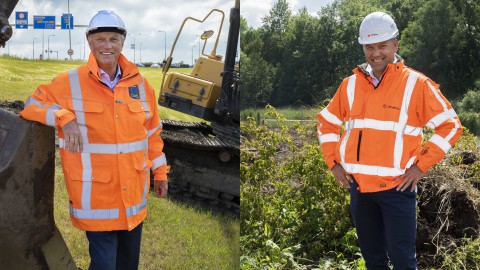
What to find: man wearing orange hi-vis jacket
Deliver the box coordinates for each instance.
[20,10,169,270]
[317,12,462,269]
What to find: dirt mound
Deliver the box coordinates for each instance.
[0,100,24,114]
[416,158,480,267]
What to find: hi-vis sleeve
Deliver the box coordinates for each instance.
[316,78,349,169]
[415,80,463,172]
[19,73,76,128]
[143,78,170,181]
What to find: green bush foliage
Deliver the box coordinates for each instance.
[241,106,480,269]
[241,105,356,269]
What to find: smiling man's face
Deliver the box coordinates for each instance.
[88,32,124,69]
[363,38,398,78]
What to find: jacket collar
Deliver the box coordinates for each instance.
[86,52,139,81]
[355,54,404,77]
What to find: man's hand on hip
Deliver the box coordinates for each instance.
[62,120,83,154]
[154,180,168,198]
[393,164,424,192]
[331,163,353,189]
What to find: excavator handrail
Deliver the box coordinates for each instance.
[161,8,225,79]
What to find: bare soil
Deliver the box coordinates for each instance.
[0,100,24,114]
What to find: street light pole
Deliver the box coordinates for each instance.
[196,35,201,59]
[130,33,141,64]
[191,45,196,67]
[158,30,166,62]
[32,38,37,60]
[47,35,55,60]
[77,42,81,60]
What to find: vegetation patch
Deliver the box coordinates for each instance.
[241,106,480,269]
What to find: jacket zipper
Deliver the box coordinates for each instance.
[357,131,363,161]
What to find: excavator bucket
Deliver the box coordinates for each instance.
[0,109,76,269]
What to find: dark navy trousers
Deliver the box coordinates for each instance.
[86,222,143,270]
[349,180,417,270]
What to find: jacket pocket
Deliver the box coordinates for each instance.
[66,99,105,113]
[357,130,363,162]
[67,167,112,183]
[127,101,151,113]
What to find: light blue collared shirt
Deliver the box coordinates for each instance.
[99,65,122,90]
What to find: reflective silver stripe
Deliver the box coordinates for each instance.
[339,118,353,163]
[70,205,119,220]
[25,96,42,107]
[59,138,147,154]
[445,117,460,142]
[427,81,448,111]
[152,153,167,170]
[425,80,458,154]
[126,200,147,218]
[126,170,149,218]
[138,76,151,122]
[46,107,58,126]
[81,154,92,210]
[394,71,419,169]
[348,119,422,136]
[429,134,452,154]
[320,107,342,126]
[320,133,340,144]
[427,109,458,129]
[346,75,356,111]
[68,69,93,210]
[341,156,416,177]
[147,124,162,138]
[25,96,61,127]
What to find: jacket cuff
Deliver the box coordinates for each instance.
[414,158,429,173]
[55,109,76,128]
[153,165,170,181]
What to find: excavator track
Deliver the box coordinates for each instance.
[160,120,240,214]
[161,119,239,155]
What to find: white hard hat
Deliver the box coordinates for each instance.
[358,12,398,44]
[86,10,126,36]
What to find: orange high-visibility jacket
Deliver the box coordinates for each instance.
[317,59,462,193]
[20,53,169,231]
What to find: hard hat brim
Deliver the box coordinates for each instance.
[358,31,399,45]
[87,27,127,36]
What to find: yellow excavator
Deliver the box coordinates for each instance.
[158,0,240,208]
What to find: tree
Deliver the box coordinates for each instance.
[240,51,275,108]
[260,0,292,65]
[400,0,480,99]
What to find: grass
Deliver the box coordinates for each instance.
[241,106,319,128]
[241,106,319,121]
[0,57,202,123]
[0,56,239,269]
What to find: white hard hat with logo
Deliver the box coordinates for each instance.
[358,12,398,45]
[86,10,127,36]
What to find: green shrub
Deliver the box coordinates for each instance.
[241,105,354,269]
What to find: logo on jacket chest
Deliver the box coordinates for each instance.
[382,104,400,111]
[129,85,140,99]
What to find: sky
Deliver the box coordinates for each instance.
[2,0,236,64]
[2,0,335,64]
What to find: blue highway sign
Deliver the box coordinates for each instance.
[34,16,56,29]
[61,14,74,30]
[15,11,28,29]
